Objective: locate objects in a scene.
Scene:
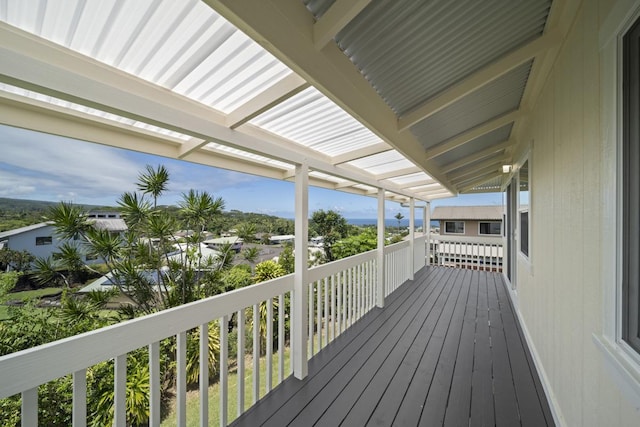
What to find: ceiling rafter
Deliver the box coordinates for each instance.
[440,140,511,173]
[0,22,429,202]
[226,72,309,129]
[398,179,437,189]
[178,138,210,159]
[313,0,372,50]
[397,31,559,131]
[425,109,523,160]
[206,0,457,194]
[375,166,422,181]
[448,158,505,182]
[331,142,391,165]
[450,163,504,186]
[459,173,503,193]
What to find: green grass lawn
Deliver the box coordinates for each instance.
[0,287,62,320]
[162,347,291,426]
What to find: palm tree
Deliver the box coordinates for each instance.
[241,246,261,273]
[395,212,404,234]
[136,164,169,208]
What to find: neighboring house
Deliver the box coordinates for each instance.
[431,205,503,237]
[269,234,295,245]
[0,222,61,262]
[430,206,504,271]
[203,236,243,252]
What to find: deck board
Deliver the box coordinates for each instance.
[231,266,555,427]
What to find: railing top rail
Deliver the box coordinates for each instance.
[0,274,294,399]
[307,249,376,282]
[429,234,504,245]
[383,239,411,254]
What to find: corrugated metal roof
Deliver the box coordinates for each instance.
[431,205,503,220]
[410,62,532,150]
[330,0,550,116]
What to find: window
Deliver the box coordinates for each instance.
[622,15,640,353]
[479,221,501,235]
[444,221,464,234]
[35,236,52,246]
[519,159,530,257]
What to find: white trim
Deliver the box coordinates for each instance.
[502,273,564,426]
[598,0,640,409]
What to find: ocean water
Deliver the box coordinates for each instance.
[346,218,439,228]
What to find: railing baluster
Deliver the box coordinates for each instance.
[177,332,187,427]
[308,283,314,357]
[115,354,127,427]
[220,316,228,427]
[252,303,260,404]
[22,387,37,427]
[266,298,273,393]
[317,280,322,351]
[72,369,86,427]
[237,309,245,416]
[330,274,336,342]
[199,323,209,427]
[149,341,160,427]
[278,294,284,382]
[324,277,329,347]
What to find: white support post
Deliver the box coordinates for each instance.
[376,190,385,307]
[293,163,309,379]
[409,198,415,280]
[425,202,431,266]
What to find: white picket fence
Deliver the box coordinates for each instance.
[0,239,420,426]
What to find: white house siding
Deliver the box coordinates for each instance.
[514,0,639,426]
[2,224,62,260]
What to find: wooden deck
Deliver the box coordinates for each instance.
[232,266,554,427]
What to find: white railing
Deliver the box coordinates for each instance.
[0,245,420,426]
[429,234,504,272]
[307,250,377,356]
[0,274,295,427]
[384,240,412,296]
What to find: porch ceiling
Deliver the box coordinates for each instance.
[0,0,569,202]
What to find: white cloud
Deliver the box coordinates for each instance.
[0,126,144,203]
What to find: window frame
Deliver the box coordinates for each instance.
[518,158,531,261]
[595,0,640,405]
[35,236,52,246]
[622,11,640,354]
[478,221,501,236]
[444,221,465,235]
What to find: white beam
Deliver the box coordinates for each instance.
[440,140,511,173]
[177,138,209,159]
[226,73,309,129]
[206,0,456,193]
[425,109,523,160]
[313,0,372,50]
[331,142,391,165]
[459,173,502,193]
[0,22,430,202]
[398,179,437,189]
[398,32,558,130]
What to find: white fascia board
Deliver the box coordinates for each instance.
[0,22,426,202]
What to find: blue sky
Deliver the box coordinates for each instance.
[0,125,503,218]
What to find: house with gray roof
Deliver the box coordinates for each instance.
[431,205,503,238]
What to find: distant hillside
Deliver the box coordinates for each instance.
[0,198,294,235]
[0,198,116,232]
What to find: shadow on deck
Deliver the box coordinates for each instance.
[232,266,554,426]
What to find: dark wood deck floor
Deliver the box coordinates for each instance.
[232,266,554,427]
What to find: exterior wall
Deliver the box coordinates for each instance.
[513,0,640,425]
[3,224,62,260]
[438,219,502,237]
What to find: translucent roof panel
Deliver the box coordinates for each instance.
[249,87,382,157]
[0,0,292,114]
[347,150,414,176]
[205,143,293,170]
[386,172,434,186]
